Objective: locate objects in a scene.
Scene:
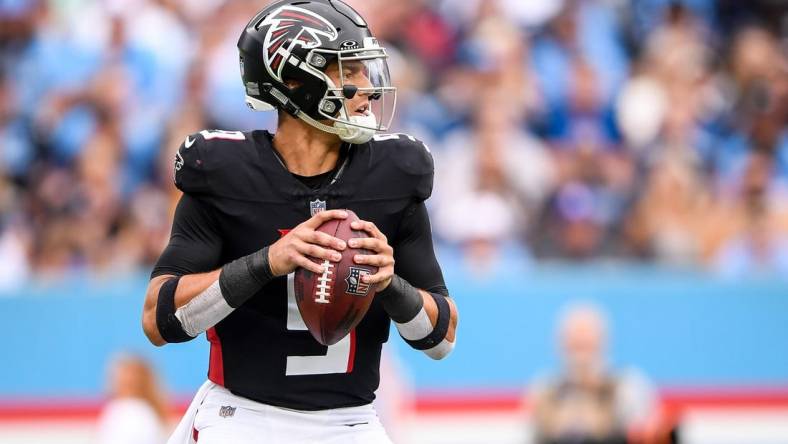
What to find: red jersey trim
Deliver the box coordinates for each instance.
[206,327,225,386]
[346,329,357,373]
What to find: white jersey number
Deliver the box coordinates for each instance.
[372,133,430,152]
[199,129,245,141]
[284,273,355,376]
[372,133,415,142]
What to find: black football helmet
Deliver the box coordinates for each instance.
[238,0,396,143]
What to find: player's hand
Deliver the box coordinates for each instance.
[268,210,348,276]
[349,220,395,290]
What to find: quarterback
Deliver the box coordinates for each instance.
[141,0,459,442]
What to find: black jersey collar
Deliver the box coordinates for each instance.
[253,130,367,200]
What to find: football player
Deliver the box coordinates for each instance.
[140,1,459,443]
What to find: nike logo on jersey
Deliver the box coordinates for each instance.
[184,135,196,148]
[343,422,368,427]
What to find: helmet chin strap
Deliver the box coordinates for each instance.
[334,113,377,144]
[246,94,377,144]
[295,110,377,144]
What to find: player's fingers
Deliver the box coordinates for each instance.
[294,240,342,263]
[300,230,347,251]
[292,253,325,274]
[362,267,394,285]
[302,209,348,229]
[353,253,394,267]
[351,220,386,241]
[348,237,390,253]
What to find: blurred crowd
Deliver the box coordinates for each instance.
[0,0,786,285]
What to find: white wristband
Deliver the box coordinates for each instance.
[174,280,234,337]
[424,339,454,360]
[395,307,455,360]
[395,307,433,341]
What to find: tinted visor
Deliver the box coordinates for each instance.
[317,47,397,131]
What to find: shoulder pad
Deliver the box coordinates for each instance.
[369,133,434,200]
[173,129,258,197]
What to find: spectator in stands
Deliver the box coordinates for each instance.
[534,59,635,259]
[715,151,788,277]
[529,303,660,444]
[0,217,30,291]
[712,26,788,187]
[624,159,715,264]
[95,354,169,444]
[434,82,551,272]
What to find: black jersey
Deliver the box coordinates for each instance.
[152,129,447,410]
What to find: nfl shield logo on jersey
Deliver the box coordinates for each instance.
[219,405,236,418]
[345,267,372,296]
[310,199,327,216]
[174,151,184,172]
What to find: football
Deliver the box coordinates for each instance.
[294,210,379,346]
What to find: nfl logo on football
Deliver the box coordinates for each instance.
[345,267,372,296]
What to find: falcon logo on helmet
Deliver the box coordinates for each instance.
[261,6,338,83]
[238,0,397,144]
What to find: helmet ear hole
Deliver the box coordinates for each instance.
[283,78,303,89]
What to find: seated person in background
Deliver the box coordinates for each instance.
[530,303,659,444]
[96,354,168,444]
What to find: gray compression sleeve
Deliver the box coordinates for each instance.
[218,246,274,308]
[377,274,425,323]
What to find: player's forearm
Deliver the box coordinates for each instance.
[173,270,222,307]
[378,275,458,359]
[143,247,274,346]
[143,271,221,346]
[421,290,458,343]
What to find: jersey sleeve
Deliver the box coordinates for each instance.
[369,134,435,202]
[392,201,448,296]
[173,133,209,194]
[173,130,267,200]
[150,193,223,278]
[398,137,434,202]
